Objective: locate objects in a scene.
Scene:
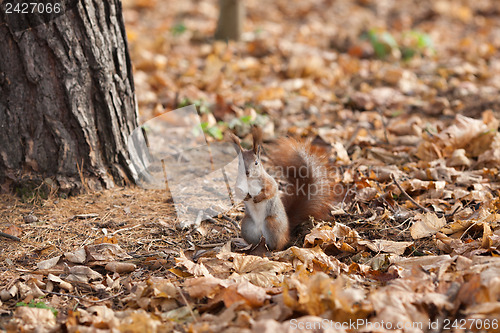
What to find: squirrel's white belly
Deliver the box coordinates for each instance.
[245,200,267,230]
[245,177,267,230]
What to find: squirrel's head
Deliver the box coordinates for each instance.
[228,126,264,178]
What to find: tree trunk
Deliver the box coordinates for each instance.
[214,0,245,41]
[0,0,139,195]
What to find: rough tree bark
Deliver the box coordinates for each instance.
[0,0,139,195]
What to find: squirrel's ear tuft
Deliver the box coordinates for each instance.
[256,144,262,158]
[226,132,243,153]
[252,126,263,155]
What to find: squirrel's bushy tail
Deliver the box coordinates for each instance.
[269,138,337,231]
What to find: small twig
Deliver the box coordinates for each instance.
[205,217,238,232]
[345,125,361,150]
[377,108,390,144]
[41,290,124,303]
[221,167,235,206]
[390,174,430,213]
[436,204,460,219]
[444,201,470,218]
[459,221,479,240]
[195,242,226,248]
[222,215,240,230]
[76,159,91,193]
[129,251,170,259]
[396,221,413,237]
[160,159,171,201]
[109,224,141,236]
[0,231,21,242]
[379,218,411,232]
[339,183,351,211]
[178,288,198,323]
[373,181,396,213]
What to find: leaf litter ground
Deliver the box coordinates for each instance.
[2,0,500,332]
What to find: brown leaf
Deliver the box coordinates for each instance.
[66,266,102,283]
[2,224,22,238]
[284,271,368,321]
[149,278,177,299]
[85,243,132,262]
[118,310,165,332]
[410,212,446,239]
[48,274,74,292]
[12,307,57,332]
[120,278,178,312]
[417,113,499,161]
[222,280,270,308]
[304,224,360,249]
[359,239,413,255]
[175,251,213,277]
[278,246,347,274]
[94,236,118,244]
[64,247,87,264]
[478,132,500,167]
[105,262,137,274]
[229,254,291,287]
[454,274,482,308]
[36,256,61,270]
[184,276,225,299]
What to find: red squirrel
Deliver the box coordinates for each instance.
[229,127,336,250]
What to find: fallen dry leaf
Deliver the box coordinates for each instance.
[85,243,132,262]
[36,256,61,270]
[175,251,213,277]
[10,307,57,332]
[105,262,137,273]
[222,280,270,308]
[2,0,500,331]
[410,212,447,239]
[66,266,102,283]
[64,247,87,264]
[228,253,292,287]
[184,275,225,299]
[359,239,413,255]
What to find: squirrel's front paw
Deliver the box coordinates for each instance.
[253,195,264,203]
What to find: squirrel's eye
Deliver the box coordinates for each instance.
[255,160,259,165]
